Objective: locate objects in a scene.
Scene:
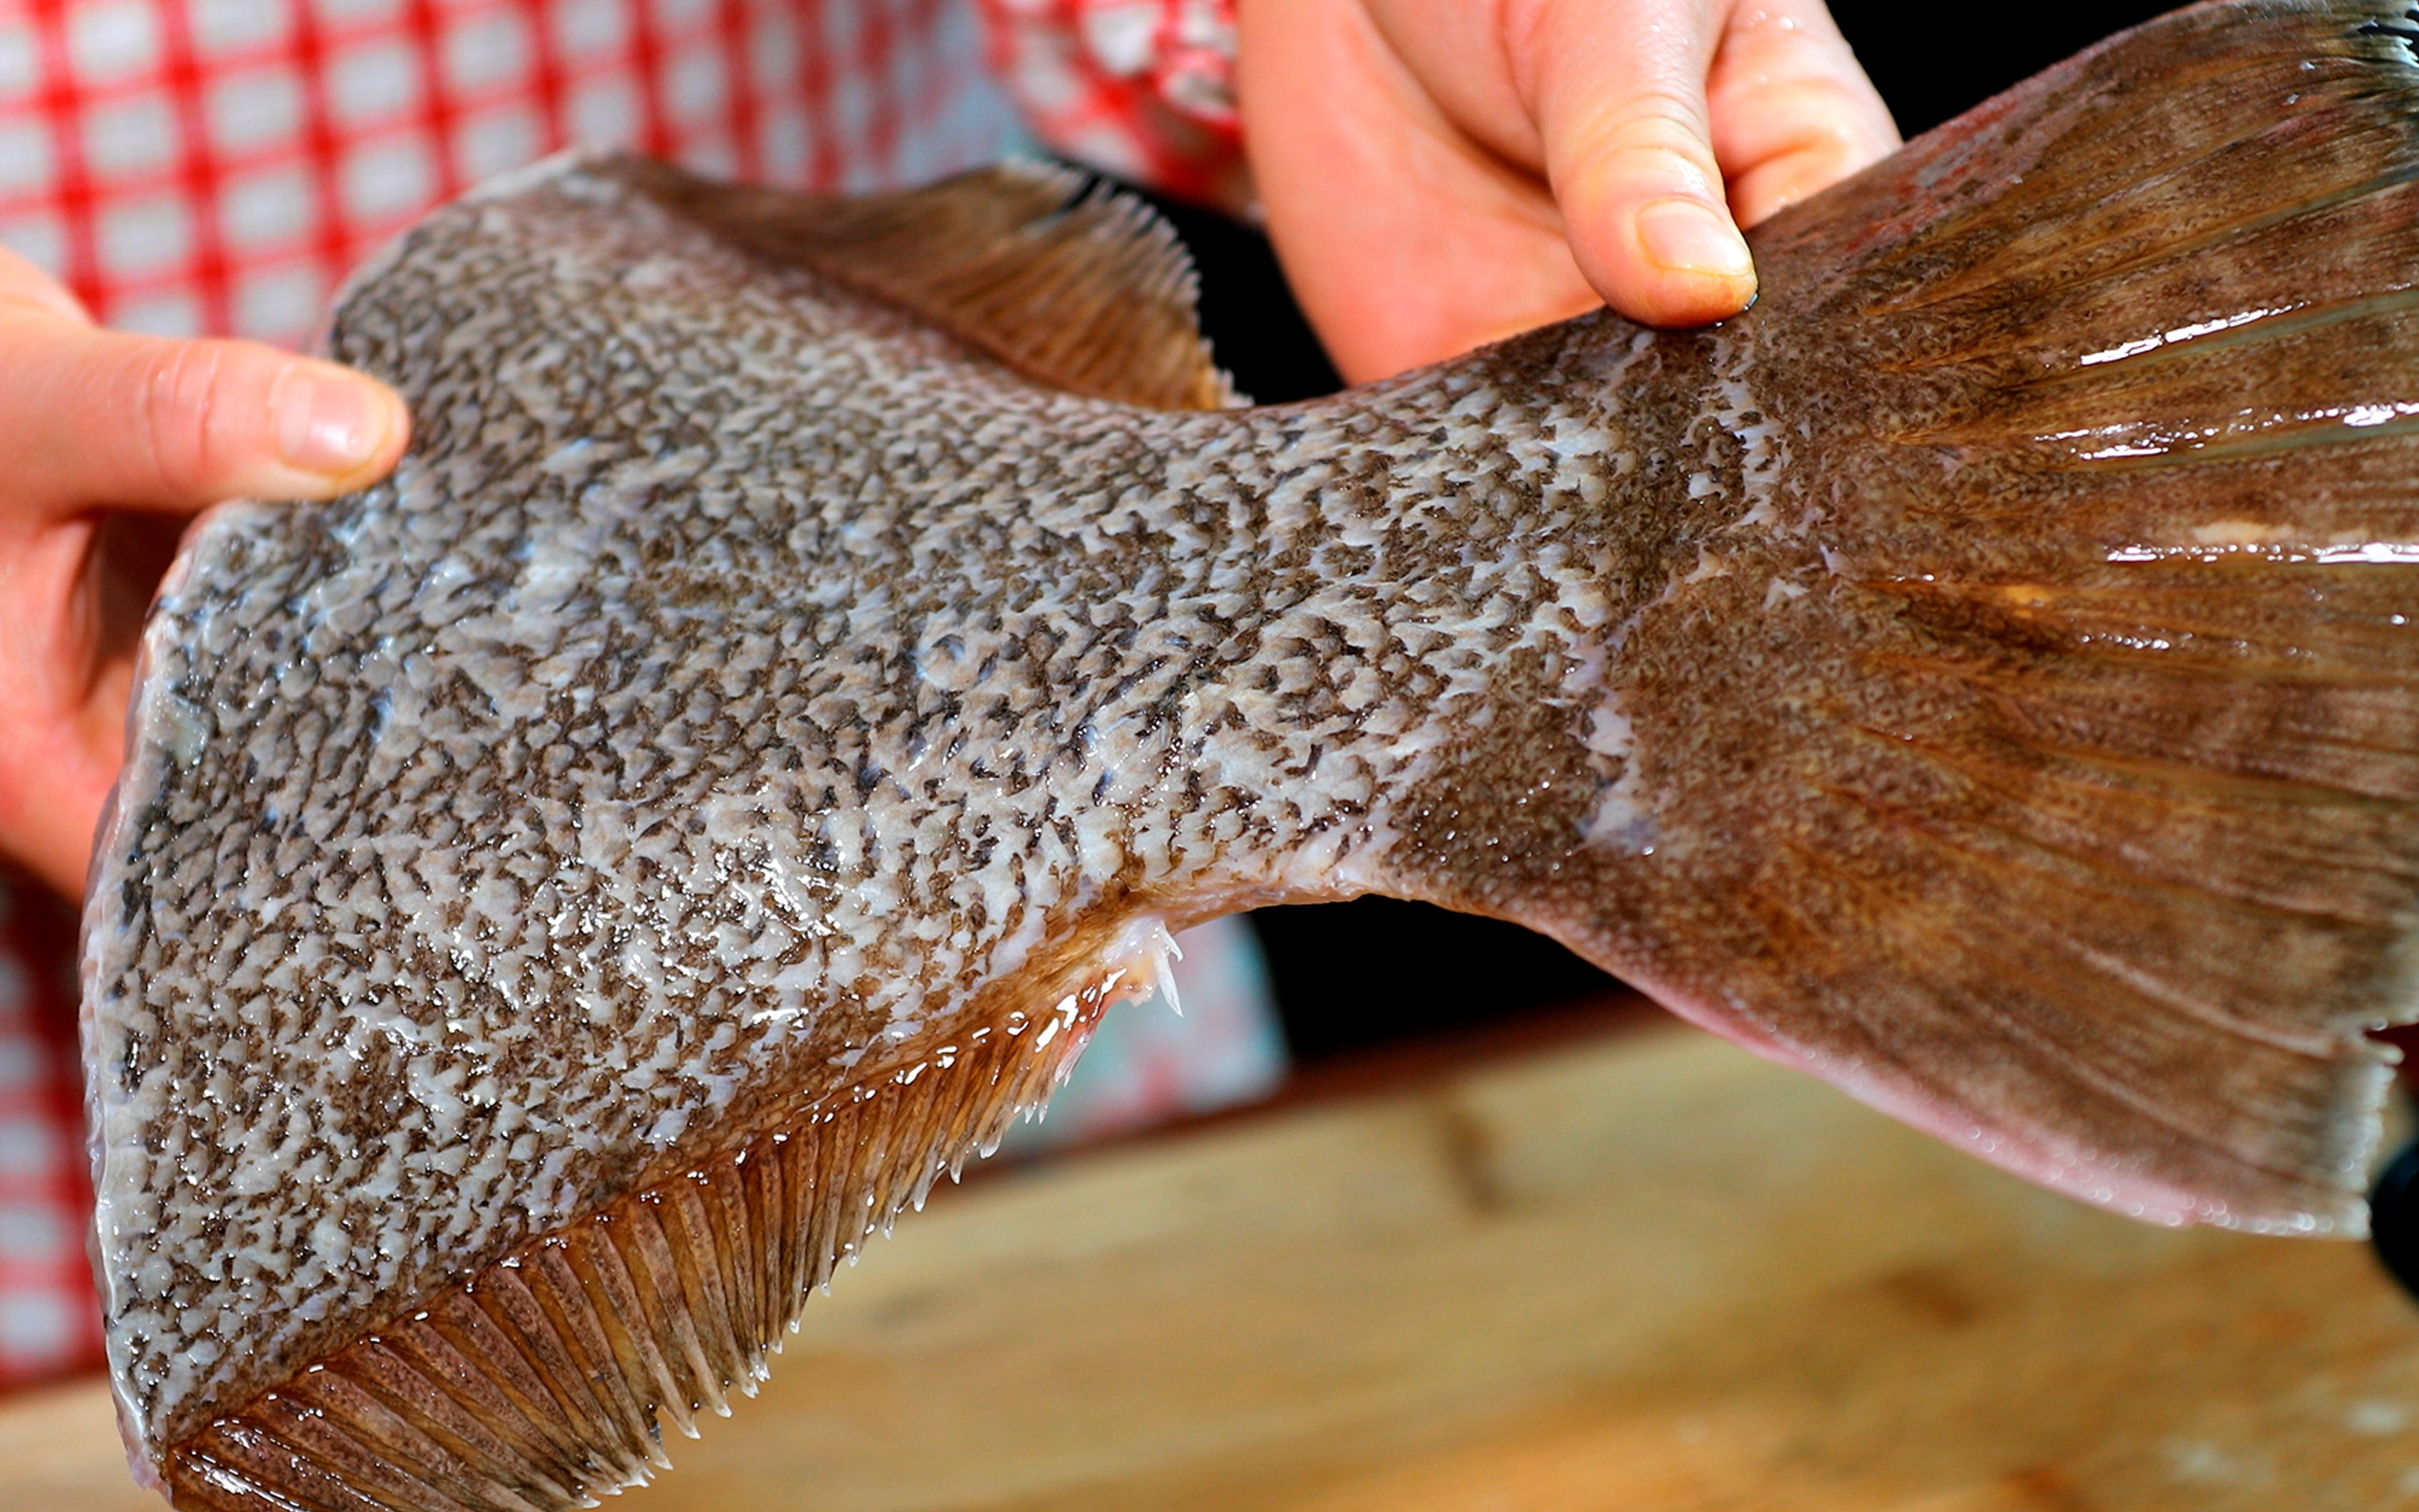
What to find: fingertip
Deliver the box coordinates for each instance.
[1604,195,1759,327]
[1531,40,1757,329]
[268,361,410,495]
[1636,196,1754,282]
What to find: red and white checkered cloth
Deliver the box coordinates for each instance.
[0,871,101,1391]
[0,0,1243,344]
[0,0,1252,1395]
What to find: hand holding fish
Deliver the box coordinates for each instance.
[0,247,408,897]
[1239,0,1900,378]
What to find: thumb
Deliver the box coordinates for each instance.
[0,254,407,513]
[1524,0,1757,329]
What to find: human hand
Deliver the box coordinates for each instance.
[1237,0,1899,381]
[0,247,408,898]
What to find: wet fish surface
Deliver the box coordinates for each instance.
[81,2,2419,1506]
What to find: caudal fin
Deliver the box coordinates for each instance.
[1584,0,2419,1233]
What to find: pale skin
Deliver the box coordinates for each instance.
[0,0,1893,901]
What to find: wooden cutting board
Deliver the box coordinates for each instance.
[14,1015,2419,1511]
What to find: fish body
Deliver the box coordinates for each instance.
[82,2,2419,1506]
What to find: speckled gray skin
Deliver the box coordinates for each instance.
[84,159,1723,1450]
[82,0,2419,1489]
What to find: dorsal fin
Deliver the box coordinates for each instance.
[613,155,1239,411]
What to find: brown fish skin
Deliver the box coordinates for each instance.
[80,1,2419,1506]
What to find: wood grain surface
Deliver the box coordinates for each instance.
[15,1019,2419,1511]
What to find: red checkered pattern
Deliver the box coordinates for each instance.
[0,868,102,1392]
[0,0,1258,1394]
[0,0,1032,343]
[0,0,1248,345]
[979,0,1244,212]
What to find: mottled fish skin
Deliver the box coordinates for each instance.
[85,165,1706,1447]
[80,2,2419,1506]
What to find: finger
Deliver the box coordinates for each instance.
[0,721,112,896]
[1525,0,1758,328]
[0,310,409,514]
[0,512,129,896]
[1708,0,1900,227]
[1239,0,1601,381]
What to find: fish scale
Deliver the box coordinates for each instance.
[83,3,2419,1506]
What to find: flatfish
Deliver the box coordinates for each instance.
[81,1,2419,1506]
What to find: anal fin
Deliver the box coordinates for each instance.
[158,995,1108,1511]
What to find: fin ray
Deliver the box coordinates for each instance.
[606,155,1238,411]
[1558,0,2419,1233]
[1768,837,2351,1190]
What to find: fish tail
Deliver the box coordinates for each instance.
[1431,0,2419,1235]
